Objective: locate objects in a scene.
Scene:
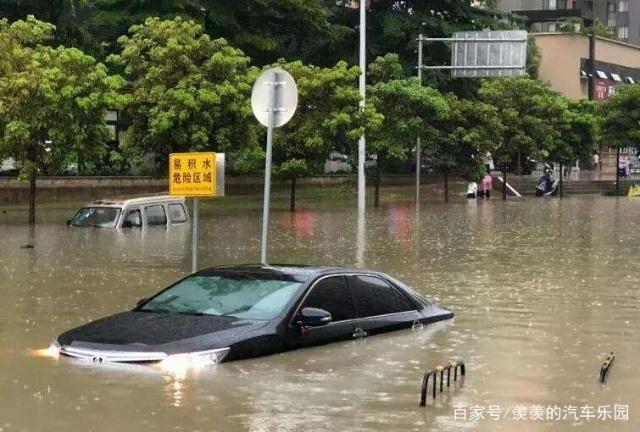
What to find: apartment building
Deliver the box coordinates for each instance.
[498,0,640,45]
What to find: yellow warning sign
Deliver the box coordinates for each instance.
[169,152,217,197]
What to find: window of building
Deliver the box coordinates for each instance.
[608,13,617,27]
[618,26,629,39]
[618,0,629,12]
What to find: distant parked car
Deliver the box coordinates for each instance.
[0,158,18,177]
[324,152,352,174]
[50,265,453,365]
[67,194,190,229]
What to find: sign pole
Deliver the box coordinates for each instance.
[416,34,423,205]
[260,70,279,265]
[251,67,297,265]
[191,197,199,273]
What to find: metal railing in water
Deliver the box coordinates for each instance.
[599,352,615,384]
[419,360,466,407]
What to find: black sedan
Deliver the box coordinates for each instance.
[51,265,453,368]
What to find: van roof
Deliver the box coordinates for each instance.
[83,193,186,208]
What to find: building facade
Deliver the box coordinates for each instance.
[533,32,640,99]
[498,0,640,45]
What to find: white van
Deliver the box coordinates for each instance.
[68,195,190,229]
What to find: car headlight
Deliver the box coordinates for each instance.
[32,339,60,359]
[158,348,230,375]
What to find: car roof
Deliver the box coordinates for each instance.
[82,193,186,208]
[195,264,382,282]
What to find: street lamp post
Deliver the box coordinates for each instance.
[357,0,366,214]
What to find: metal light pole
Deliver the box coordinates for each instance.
[357,0,366,213]
[416,34,423,204]
[355,0,367,267]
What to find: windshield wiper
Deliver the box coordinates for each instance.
[140,308,174,314]
[139,308,205,316]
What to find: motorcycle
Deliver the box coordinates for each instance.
[535,169,558,197]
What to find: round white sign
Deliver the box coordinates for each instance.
[251,68,298,128]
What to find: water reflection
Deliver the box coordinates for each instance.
[1,197,640,431]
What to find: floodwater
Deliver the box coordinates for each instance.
[0,195,638,431]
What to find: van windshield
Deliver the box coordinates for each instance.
[70,207,121,228]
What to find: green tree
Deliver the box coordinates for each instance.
[0,16,125,224]
[273,60,381,211]
[369,73,449,206]
[603,84,640,149]
[0,0,95,51]
[551,99,600,168]
[603,84,640,194]
[109,17,260,172]
[82,0,204,58]
[430,95,503,201]
[479,77,565,198]
[206,0,351,66]
[548,99,600,196]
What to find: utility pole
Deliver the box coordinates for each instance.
[588,0,596,101]
[416,34,423,204]
[357,0,367,214]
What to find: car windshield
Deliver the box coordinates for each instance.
[70,207,121,228]
[139,274,304,320]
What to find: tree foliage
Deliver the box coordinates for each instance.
[109,17,260,172]
[274,60,376,174]
[0,16,124,175]
[479,77,565,168]
[0,16,125,221]
[206,0,351,66]
[603,84,640,150]
[551,99,601,165]
[430,95,503,179]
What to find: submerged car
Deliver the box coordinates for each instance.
[68,195,190,229]
[51,265,453,367]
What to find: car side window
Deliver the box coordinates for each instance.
[300,276,356,322]
[348,275,413,317]
[394,289,417,312]
[145,205,167,226]
[168,203,187,223]
[122,209,142,228]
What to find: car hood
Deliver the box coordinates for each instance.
[57,311,269,355]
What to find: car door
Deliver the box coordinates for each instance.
[287,275,361,349]
[347,274,422,337]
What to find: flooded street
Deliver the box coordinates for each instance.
[0,196,638,431]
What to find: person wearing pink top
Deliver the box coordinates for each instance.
[480,171,493,198]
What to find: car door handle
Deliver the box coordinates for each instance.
[352,327,368,338]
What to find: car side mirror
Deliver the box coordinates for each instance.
[298,307,332,327]
[136,298,147,308]
[66,219,72,226]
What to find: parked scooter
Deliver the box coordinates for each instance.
[535,165,558,197]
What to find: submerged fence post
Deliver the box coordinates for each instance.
[419,360,466,406]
